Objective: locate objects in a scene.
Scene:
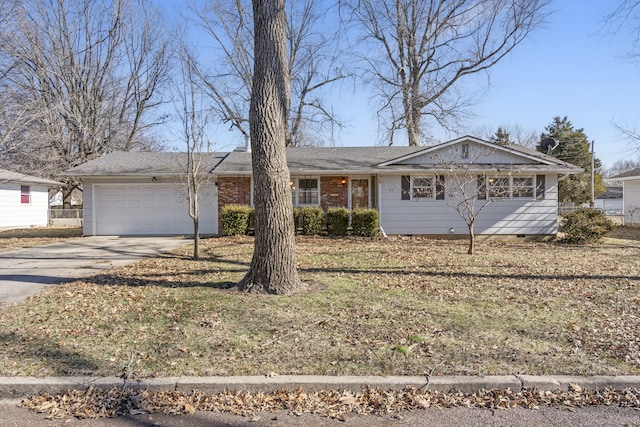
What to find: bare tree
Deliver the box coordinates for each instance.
[0,0,171,206]
[345,0,550,146]
[193,0,346,146]
[238,0,304,295]
[174,46,217,260]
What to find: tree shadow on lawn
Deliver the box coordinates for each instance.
[0,331,102,376]
[300,266,640,282]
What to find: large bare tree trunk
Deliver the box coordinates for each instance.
[238,0,303,295]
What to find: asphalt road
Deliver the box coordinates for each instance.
[1,401,640,426]
[0,236,190,305]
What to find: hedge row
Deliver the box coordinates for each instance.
[220,205,379,237]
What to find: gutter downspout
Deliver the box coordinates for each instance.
[377,173,387,239]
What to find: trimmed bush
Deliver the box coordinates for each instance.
[352,208,379,237]
[295,206,324,235]
[220,204,253,236]
[326,207,350,236]
[560,208,616,244]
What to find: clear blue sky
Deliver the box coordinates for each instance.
[164,0,640,169]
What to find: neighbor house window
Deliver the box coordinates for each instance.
[295,178,319,206]
[20,185,30,204]
[512,177,534,198]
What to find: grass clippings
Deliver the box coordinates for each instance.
[20,385,640,419]
[0,226,83,252]
[0,231,639,380]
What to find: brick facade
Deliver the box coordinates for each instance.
[217,175,378,230]
[320,176,349,209]
[217,176,251,219]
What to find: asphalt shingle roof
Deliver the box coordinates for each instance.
[61,141,582,177]
[60,151,227,177]
[0,168,63,186]
[611,167,640,179]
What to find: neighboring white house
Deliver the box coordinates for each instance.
[62,137,582,237]
[0,168,63,229]
[606,168,640,226]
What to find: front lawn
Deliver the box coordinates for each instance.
[0,231,638,378]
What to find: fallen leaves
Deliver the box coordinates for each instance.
[20,385,640,420]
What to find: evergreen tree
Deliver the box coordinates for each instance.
[490,127,511,145]
[536,116,605,204]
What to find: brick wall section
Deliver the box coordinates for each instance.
[217,176,251,220]
[217,175,378,232]
[320,176,349,209]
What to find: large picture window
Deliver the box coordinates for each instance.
[487,177,510,198]
[512,177,534,198]
[482,175,539,199]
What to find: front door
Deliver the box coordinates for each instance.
[350,178,369,209]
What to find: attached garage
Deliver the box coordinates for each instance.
[93,184,218,236]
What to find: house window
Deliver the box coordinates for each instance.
[487,177,510,198]
[294,178,319,206]
[20,185,30,204]
[412,176,434,199]
[512,177,534,198]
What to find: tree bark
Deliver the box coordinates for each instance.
[238,0,303,295]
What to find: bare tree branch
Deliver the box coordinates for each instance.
[345,0,550,146]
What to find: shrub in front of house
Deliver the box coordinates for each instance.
[560,208,616,244]
[294,206,324,235]
[221,204,253,236]
[326,207,350,236]
[351,208,379,237]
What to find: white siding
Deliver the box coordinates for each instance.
[398,142,530,166]
[623,179,640,226]
[0,183,51,228]
[84,179,218,236]
[379,174,559,235]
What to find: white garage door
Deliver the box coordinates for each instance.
[94,184,218,235]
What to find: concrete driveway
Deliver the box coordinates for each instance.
[0,236,191,306]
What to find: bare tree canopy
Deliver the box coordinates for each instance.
[0,0,171,205]
[238,0,304,295]
[193,0,346,146]
[344,0,550,146]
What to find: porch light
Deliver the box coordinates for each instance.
[449,228,455,234]
[341,177,347,184]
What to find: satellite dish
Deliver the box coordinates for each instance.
[541,137,559,154]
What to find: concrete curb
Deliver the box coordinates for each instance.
[0,375,638,399]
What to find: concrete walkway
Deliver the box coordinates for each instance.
[0,236,191,305]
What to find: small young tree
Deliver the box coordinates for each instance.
[408,144,539,254]
[175,46,215,260]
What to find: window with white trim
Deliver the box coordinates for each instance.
[291,178,319,206]
[487,177,510,198]
[482,175,538,199]
[20,185,30,204]
[512,177,534,198]
[412,176,434,199]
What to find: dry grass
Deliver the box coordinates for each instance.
[0,228,638,379]
[0,226,83,252]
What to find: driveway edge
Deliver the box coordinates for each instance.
[0,375,638,399]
